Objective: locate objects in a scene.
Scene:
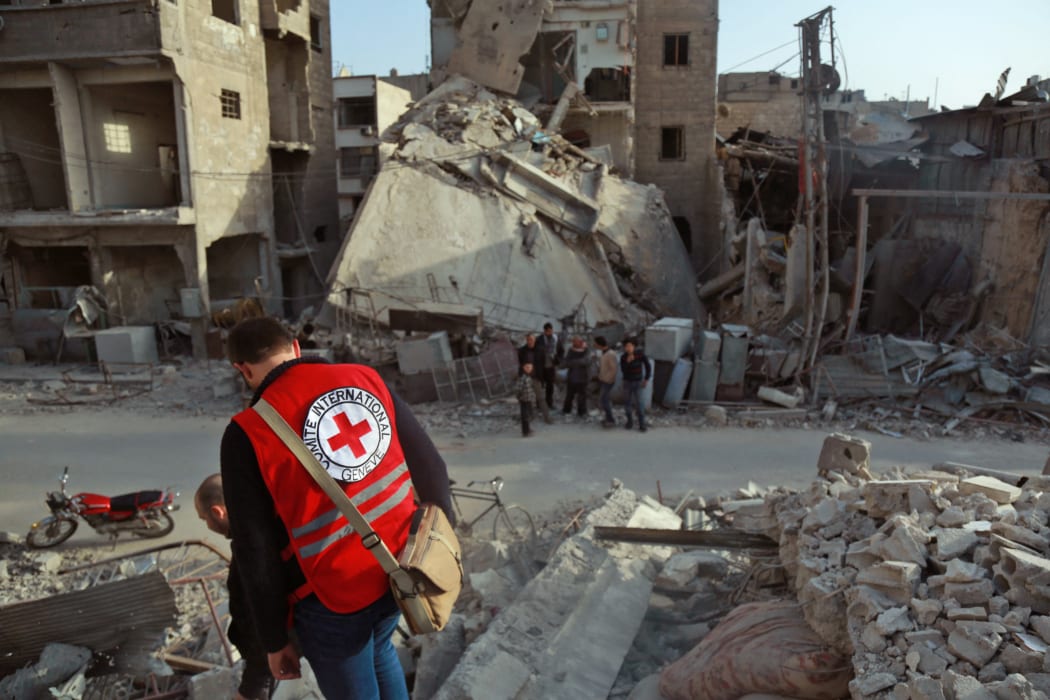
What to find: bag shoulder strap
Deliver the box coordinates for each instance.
[252,398,415,592]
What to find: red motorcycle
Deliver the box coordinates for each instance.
[26,467,180,548]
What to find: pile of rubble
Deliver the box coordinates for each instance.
[315,75,699,340]
[729,434,1050,700]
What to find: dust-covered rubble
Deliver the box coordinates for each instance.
[726,432,1050,700]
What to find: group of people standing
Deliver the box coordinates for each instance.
[516,324,652,437]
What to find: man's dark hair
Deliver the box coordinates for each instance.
[227,317,294,364]
[543,322,553,331]
[624,337,636,347]
[196,474,224,510]
[595,336,608,348]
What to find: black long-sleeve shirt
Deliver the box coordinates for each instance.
[220,357,453,652]
[620,352,652,382]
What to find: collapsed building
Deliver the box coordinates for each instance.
[0,0,340,362]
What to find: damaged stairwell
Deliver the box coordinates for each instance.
[317,75,700,334]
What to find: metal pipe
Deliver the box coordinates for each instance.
[845,195,868,342]
[198,578,236,666]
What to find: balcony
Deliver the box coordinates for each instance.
[0,0,173,65]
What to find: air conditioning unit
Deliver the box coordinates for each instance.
[360,125,375,137]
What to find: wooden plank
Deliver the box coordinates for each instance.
[593,526,777,550]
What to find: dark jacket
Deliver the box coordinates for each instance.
[228,558,274,699]
[518,342,541,375]
[563,346,590,384]
[221,357,452,653]
[620,351,651,382]
[535,333,564,369]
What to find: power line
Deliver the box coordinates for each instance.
[721,39,798,74]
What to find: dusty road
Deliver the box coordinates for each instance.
[2,409,1047,552]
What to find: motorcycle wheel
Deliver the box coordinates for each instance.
[26,516,78,549]
[134,511,175,538]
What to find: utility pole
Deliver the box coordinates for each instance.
[796,6,834,373]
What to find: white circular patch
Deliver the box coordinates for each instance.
[301,387,392,482]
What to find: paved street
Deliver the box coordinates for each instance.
[2,410,1047,552]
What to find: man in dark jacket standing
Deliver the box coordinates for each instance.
[561,336,590,417]
[534,322,563,409]
[518,334,550,423]
[619,338,651,432]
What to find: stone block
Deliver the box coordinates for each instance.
[911,598,944,626]
[0,643,91,700]
[656,551,729,588]
[35,552,63,573]
[944,559,986,582]
[934,528,979,560]
[991,521,1048,553]
[0,531,23,544]
[985,674,1048,700]
[998,643,1043,674]
[850,673,898,696]
[800,574,852,655]
[876,607,915,636]
[856,561,922,604]
[959,476,1023,505]
[946,607,987,622]
[944,579,995,607]
[1031,615,1050,644]
[947,621,1005,667]
[977,662,1007,683]
[864,481,935,519]
[943,671,996,700]
[937,506,971,528]
[988,597,1010,618]
[996,549,1050,614]
[909,676,947,700]
[874,516,931,566]
[819,433,873,479]
[908,642,949,676]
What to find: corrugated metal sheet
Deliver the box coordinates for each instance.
[0,571,177,676]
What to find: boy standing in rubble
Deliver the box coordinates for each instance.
[595,336,617,427]
[517,362,537,437]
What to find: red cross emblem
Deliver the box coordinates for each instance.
[326,412,373,458]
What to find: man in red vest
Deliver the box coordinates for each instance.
[220,317,452,700]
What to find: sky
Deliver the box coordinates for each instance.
[331,0,1049,111]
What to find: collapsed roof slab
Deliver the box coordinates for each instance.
[320,165,638,333]
[447,0,547,95]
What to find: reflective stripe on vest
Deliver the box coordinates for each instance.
[294,464,411,559]
[291,462,409,539]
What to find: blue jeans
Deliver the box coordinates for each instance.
[623,379,646,428]
[293,592,408,700]
[599,381,614,422]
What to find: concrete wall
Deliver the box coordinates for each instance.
[544,5,633,87]
[562,110,631,172]
[104,244,185,324]
[265,37,311,144]
[633,0,720,275]
[0,88,66,210]
[85,82,179,210]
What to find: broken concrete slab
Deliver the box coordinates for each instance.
[432,488,663,700]
[947,621,1005,666]
[818,433,872,479]
[0,643,90,700]
[446,0,546,95]
[959,476,1023,505]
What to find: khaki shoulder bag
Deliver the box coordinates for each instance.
[253,399,463,635]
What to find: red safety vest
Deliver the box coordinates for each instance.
[234,363,415,613]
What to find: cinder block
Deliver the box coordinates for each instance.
[93,326,158,365]
[696,330,720,362]
[397,331,453,375]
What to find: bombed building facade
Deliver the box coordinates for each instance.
[429,0,721,271]
[0,0,340,359]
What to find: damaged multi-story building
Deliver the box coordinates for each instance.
[429,0,721,272]
[0,0,339,359]
[334,71,429,229]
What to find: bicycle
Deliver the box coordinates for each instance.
[449,476,536,544]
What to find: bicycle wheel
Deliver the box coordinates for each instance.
[492,504,535,543]
[27,516,78,549]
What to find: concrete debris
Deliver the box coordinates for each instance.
[724,432,1050,700]
[318,75,699,338]
[432,487,676,700]
[0,643,90,700]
